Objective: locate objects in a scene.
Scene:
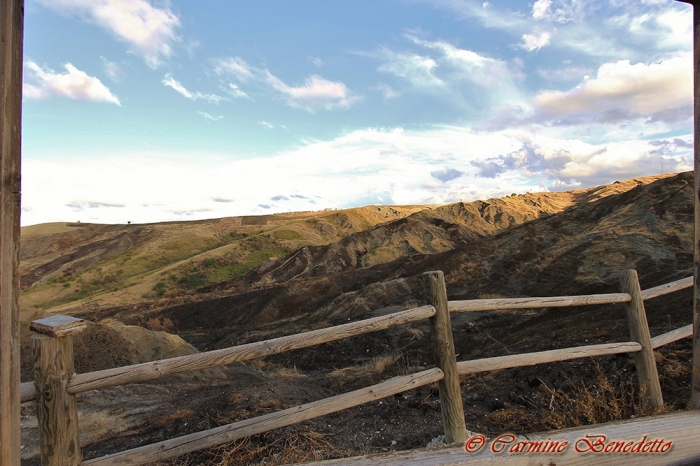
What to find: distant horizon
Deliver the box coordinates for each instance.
[22,0,693,226]
[20,170,684,228]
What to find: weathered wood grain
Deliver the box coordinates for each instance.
[81,368,445,465]
[67,305,436,394]
[424,271,467,445]
[30,315,86,337]
[448,293,631,313]
[456,342,642,375]
[0,0,24,464]
[692,0,700,411]
[33,333,82,465]
[640,276,693,301]
[301,410,700,465]
[619,270,663,410]
[651,324,693,349]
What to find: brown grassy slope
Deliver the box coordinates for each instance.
[67,172,691,351]
[19,205,427,312]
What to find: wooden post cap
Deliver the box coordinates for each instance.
[30,315,86,337]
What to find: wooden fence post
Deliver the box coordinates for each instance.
[619,269,663,410]
[31,315,86,466]
[423,270,467,444]
[0,0,24,465]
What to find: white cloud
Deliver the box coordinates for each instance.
[533,53,692,124]
[100,56,123,82]
[23,60,120,105]
[371,35,521,102]
[213,56,355,111]
[377,49,443,88]
[518,31,552,52]
[265,72,356,111]
[22,123,691,226]
[198,111,223,121]
[227,83,249,99]
[374,83,400,100]
[308,56,323,67]
[32,0,180,68]
[212,57,256,82]
[532,0,552,19]
[162,74,227,104]
[531,0,588,23]
[259,120,274,128]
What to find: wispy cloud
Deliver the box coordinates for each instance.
[162,74,227,104]
[259,120,274,129]
[376,48,443,88]
[23,60,121,105]
[227,83,249,98]
[374,83,400,100]
[198,111,223,121]
[308,56,323,67]
[32,0,180,68]
[66,200,126,210]
[100,56,123,82]
[212,57,256,82]
[531,0,589,24]
[214,56,357,111]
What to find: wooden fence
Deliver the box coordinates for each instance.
[21,269,694,465]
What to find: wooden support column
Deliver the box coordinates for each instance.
[0,0,24,465]
[31,315,86,466]
[619,269,663,410]
[690,0,700,411]
[423,271,467,444]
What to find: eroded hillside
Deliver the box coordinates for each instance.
[19,172,695,465]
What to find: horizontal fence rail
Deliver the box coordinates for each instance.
[651,323,693,349]
[81,368,445,466]
[21,304,436,403]
[448,293,631,313]
[456,342,642,375]
[640,276,693,301]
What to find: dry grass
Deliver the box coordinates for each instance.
[405,327,425,341]
[327,355,398,381]
[246,358,306,379]
[154,426,341,466]
[481,360,675,434]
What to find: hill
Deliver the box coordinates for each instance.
[18,172,695,465]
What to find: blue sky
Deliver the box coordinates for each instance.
[21,0,693,226]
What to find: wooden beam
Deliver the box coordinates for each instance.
[32,317,85,466]
[0,1,23,465]
[619,270,663,410]
[64,304,435,395]
[424,271,467,445]
[456,342,642,375]
[651,324,693,349]
[691,0,700,410]
[640,276,693,301]
[448,293,631,313]
[81,368,444,466]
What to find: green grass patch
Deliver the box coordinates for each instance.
[273,229,302,240]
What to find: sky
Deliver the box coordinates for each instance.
[21,0,694,226]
